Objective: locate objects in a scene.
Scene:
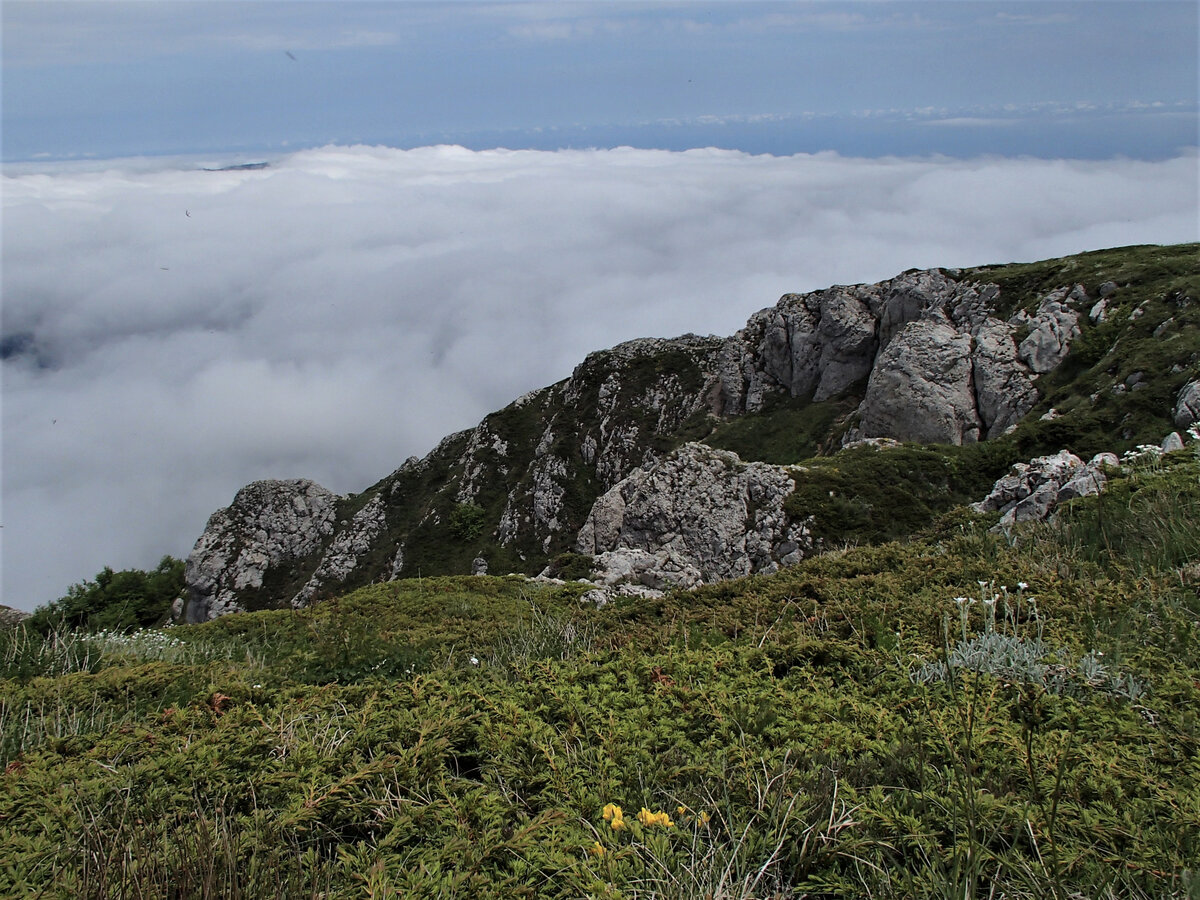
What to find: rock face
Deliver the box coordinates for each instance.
[848,275,1060,444]
[184,479,339,622]
[181,263,1096,618]
[856,320,980,444]
[576,443,813,590]
[290,494,388,608]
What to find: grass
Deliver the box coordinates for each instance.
[704,392,860,465]
[782,440,1018,546]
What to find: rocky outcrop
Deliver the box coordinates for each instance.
[1015,286,1084,374]
[577,443,814,590]
[970,319,1039,438]
[181,262,1099,617]
[973,450,1117,528]
[849,279,1078,444]
[974,424,1200,530]
[184,479,339,622]
[291,494,388,608]
[726,271,1067,446]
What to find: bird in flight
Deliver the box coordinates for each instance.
[185,210,191,217]
[285,50,297,61]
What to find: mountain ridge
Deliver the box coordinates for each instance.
[181,242,1200,622]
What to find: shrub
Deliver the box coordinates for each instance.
[28,556,185,633]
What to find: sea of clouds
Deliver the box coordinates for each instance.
[3,144,1197,611]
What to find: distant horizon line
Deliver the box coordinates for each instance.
[5,98,1196,166]
[6,139,1199,171]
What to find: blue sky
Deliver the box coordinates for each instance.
[3,1,1197,161]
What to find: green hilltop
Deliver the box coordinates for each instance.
[3,242,1199,897]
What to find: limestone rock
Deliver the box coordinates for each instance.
[184,479,338,622]
[857,319,981,444]
[579,443,811,588]
[291,494,388,607]
[969,319,1038,438]
[1016,286,1083,374]
[973,449,1112,528]
[1174,380,1200,430]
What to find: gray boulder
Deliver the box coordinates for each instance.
[974,450,1114,528]
[578,443,812,588]
[1174,380,1200,430]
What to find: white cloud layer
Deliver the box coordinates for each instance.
[3,145,1197,610]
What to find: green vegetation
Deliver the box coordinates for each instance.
[449,503,488,542]
[4,457,1199,898]
[704,393,860,464]
[974,242,1199,459]
[783,441,1018,545]
[26,556,185,633]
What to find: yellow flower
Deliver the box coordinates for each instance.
[676,805,689,817]
[610,814,626,831]
[698,810,711,826]
[637,808,674,827]
[589,841,607,858]
[602,803,622,822]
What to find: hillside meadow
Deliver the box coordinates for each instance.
[2,447,1199,898]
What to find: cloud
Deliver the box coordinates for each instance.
[994,12,1076,27]
[3,144,1197,611]
[922,117,1019,128]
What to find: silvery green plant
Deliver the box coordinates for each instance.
[911,581,1145,702]
[1121,443,1165,474]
